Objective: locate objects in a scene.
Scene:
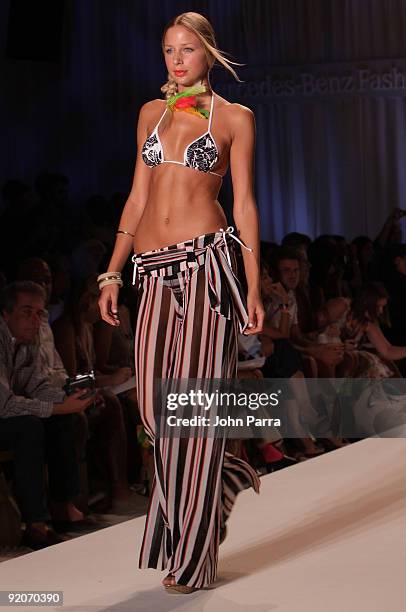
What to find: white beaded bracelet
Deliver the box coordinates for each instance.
[97,271,121,282]
[99,278,124,290]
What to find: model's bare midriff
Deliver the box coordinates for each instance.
[133,164,226,253]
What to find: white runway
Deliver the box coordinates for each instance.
[1,438,406,612]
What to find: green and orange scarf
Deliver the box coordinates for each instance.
[167,85,210,120]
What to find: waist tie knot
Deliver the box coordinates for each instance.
[219,226,253,267]
[204,228,252,333]
[130,227,252,333]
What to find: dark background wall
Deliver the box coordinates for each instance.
[2,0,406,241]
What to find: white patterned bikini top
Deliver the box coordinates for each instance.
[141,94,223,178]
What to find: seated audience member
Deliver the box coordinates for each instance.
[270,249,350,448]
[259,261,340,456]
[52,277,139,513]
[259,261,304,377]
[16,258,65,385]
[282,234,315,329]
[17,257,90,513]
[342,280,406,436]
[240,262,325,462]
[343,282,406,378]
[271,247,345,377]
[0,282,93,549]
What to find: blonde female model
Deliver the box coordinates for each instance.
[98,12,264,594]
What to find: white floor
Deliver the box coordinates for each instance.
[1,438,406,612]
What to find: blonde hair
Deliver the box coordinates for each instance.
[161,12,242,99]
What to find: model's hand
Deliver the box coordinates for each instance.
[98,285,120,327]
[245,292,265,335]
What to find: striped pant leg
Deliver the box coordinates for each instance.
[135,271,181,570]
[135,253,259,588]
[164,264,233,588]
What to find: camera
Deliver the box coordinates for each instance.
[63,371,96,398]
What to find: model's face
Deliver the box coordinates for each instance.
[3,293,45,344]
[278,259,300,290]
[163,26,209,89]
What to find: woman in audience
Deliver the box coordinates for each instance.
[344,282,406,378]
[339,281,406,436]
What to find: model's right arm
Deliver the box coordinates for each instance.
[105,102,155,272]
[99,102,156,326]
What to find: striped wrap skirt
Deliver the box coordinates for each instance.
[132,227,261,588]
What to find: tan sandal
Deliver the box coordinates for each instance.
[163,575,198,594]
[162,573,175,587]
[165,583,198,594]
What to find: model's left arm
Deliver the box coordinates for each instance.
[229,105,264,335]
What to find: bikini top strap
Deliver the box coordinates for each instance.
[208,94,215,131]
[153,102,168,132]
